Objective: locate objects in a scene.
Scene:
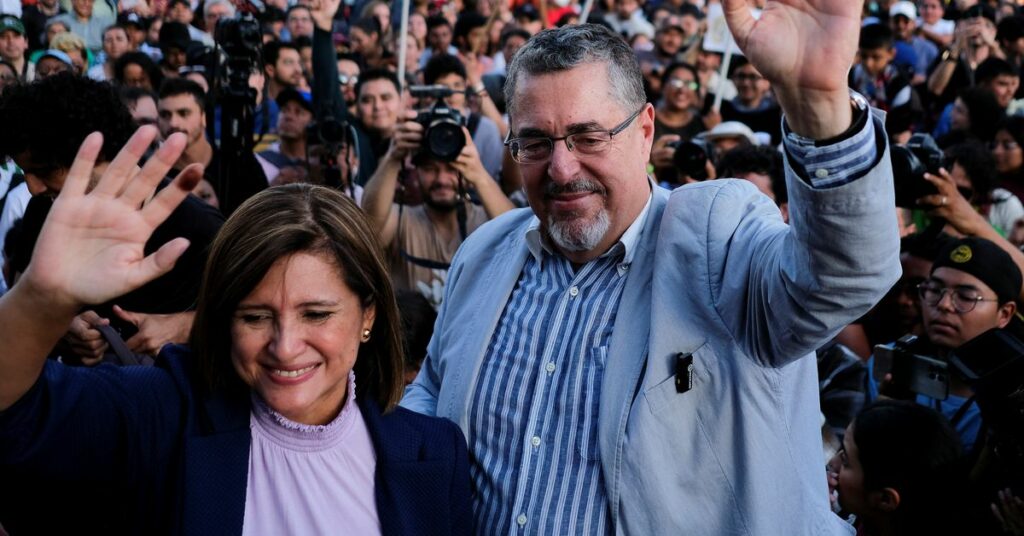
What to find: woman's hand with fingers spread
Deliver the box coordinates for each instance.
[20,127,202,310]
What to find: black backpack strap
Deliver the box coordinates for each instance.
[96,324,155,366]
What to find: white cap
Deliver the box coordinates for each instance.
[889,1,917,20]
[704,121,759,146]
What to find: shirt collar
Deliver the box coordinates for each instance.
[525,182,654,271]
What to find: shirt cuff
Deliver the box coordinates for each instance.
[782,92,880,189]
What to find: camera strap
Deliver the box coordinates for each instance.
[934,395,977,427]
[396,201,468,271]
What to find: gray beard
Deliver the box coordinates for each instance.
[546,208,610,253]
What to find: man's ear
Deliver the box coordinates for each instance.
[872,488,902,513]
[997,300,1017,327]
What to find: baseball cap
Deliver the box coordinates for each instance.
[276,87,313,112]
[514,4,540,22]
[117,12,146,29]
[658,15,686,34]
[37,49,74,66]
[0,15,25,35]
[889,1,917,20]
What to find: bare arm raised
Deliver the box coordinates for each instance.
[0,127,201,410]
[723,0,862,139]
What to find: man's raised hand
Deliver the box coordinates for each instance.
[722,0,863,138]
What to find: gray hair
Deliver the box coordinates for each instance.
[204,0,236,19]
[504,24,646,124]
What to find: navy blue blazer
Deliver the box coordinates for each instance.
[0,346,472,535]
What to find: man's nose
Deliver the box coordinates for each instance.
[546,138,581,183]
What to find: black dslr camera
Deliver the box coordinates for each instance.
[666,138,714,181]
[410,85,466,162]
[890,133,945,208]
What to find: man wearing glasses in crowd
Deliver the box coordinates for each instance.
[403,0,902,534]
[915,237,1021,452]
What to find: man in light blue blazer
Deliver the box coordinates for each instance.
[402,0,901,534]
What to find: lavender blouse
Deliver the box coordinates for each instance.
[241,372,381,535]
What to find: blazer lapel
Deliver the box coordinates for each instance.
[449,219,532,431]
[181,390,252,536]
[363,399,458,536]
[598,187,668,517]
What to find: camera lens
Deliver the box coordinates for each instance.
[425,120,465,162]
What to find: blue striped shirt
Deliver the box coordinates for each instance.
[467,197,651,535]
[465,105,879,534]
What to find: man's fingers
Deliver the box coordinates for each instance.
[91,126,160,198]
[124,333,148,353]
[112,305,139,326]
[721,0,758,49]
[122,133,191,208]
[62,132,105,197]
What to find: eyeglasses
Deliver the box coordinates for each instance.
[505,108,643,165]
[666,77,699,92]
[339,73,358,86]
[917,282,999,313]
[733,73,763,82]
[989,140,1020,151]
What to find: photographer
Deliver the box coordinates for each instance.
[362,110,513,305]
[422,53,504,180]
[927,5,1004,110]
[879,237,1020,453]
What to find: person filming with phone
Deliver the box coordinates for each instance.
[873,236,1021,454]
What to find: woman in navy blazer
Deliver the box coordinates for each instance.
[0,129,471,534]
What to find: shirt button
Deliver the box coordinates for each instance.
[545,362,556,373]
[814,168,830,179]
[517,514,527,526]
[531,436,541,447]
[569,286,579,297]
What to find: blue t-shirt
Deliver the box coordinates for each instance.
[866,354,980,452]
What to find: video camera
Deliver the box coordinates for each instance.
[410,85,466,162]
[214,14,261,101]
[890,133,945,208]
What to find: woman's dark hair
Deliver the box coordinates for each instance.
[946,140,998,202]
[190,184,406,411]
[114,51,164,90]
[997,114,1024,150]
[396,290,436,372]
[853,400,966,533]
[959,86,1004,142]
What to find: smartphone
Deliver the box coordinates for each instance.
[874,343,950,400]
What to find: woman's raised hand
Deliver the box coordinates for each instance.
[19,127,202,310]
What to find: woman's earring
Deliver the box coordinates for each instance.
[361,328,371,342]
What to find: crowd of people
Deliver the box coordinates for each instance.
[0,0,1022,533]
